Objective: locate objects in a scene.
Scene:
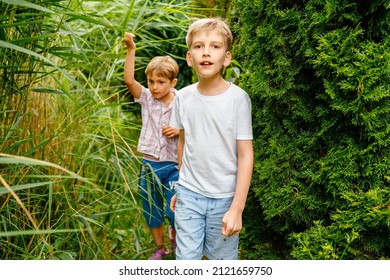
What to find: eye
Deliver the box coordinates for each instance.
[157,79,167,85]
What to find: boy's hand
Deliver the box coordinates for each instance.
[170,194,177,212]
[123,32,136,50]
[221,208,242,237]
[162,125,179,138]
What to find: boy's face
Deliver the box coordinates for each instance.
[147,71,177,101]
[186,30,231,80]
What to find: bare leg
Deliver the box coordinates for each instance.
[170,227,176,241]
[148,225,170,259]
[150,225,166,249]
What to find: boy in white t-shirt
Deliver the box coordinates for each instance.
[123,32,179,260]
[170,18,254,260]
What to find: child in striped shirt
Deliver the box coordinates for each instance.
[124,32,179,260]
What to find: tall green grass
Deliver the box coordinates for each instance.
[0,0,199,259]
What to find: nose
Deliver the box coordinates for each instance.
[203,46,210,57]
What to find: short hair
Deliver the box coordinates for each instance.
[145,56,179,81]
[186,18,233,51]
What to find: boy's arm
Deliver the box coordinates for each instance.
[177,129,185,169]
[169,129,184,212]
[222,139,253,237]
[123,32,142,99]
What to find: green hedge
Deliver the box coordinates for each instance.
[229,0,390,259]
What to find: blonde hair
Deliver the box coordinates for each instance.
[186,18,233,51]
[145,56,179,81]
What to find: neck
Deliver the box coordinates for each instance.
[160,90,175,106]
[197,76,229,96]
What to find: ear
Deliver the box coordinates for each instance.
[170,78,178,88]
[186,51,193,67]
[223,51,232,67]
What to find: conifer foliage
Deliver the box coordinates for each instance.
[230,0,390,259]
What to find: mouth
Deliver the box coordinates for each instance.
[200,61,213,66]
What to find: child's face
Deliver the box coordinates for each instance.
[147,71,177,101]
[186,30,231,80]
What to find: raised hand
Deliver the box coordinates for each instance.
[123,32,136,50]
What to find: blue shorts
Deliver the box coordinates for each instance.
[174,185,239,260]
[139,159,178,228]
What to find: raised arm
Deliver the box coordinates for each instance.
[123,32,142,99]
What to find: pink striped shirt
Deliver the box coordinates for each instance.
[134,86,178,162]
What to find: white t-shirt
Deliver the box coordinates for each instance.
[170,82,253,198]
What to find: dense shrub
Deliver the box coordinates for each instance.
[230,0,390,259]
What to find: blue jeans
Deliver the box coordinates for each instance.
[175,185,239,260]
[139,159,178,228]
